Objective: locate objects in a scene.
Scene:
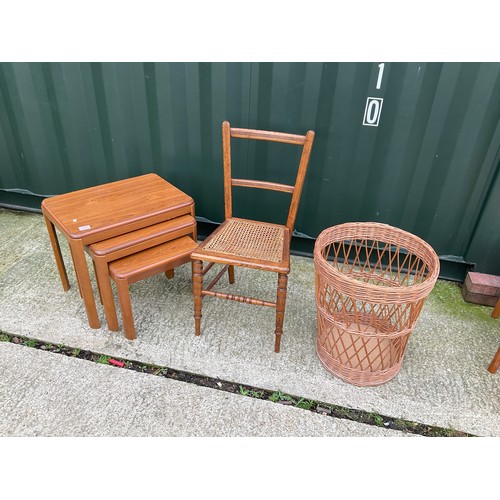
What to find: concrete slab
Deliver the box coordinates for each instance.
[1,208,499,436]
[0,342,405,437]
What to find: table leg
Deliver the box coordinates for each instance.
[190,205,198,242]
[71,252,83,298]
[68,239,101,329]
[116,278,136,340]
[43,213,70,291]
[94,258,120,331]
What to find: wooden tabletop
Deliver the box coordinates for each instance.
[42,173,193,240]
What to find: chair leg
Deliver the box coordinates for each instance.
[165,269,175,279]
[115,278,136,340]
[274,273,288,353]
[488,347,500,374]
[192,259,203,336]
[228,265,235,284]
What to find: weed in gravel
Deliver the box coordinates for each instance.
[269,391,283,402]
[296,398,315,410]
[250,390,264,398]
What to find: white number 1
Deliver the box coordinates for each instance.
[376,63,385,90]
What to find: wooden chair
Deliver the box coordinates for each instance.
[487,296,500,373]
[191,121,315,352]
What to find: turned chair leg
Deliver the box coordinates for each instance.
[274,273,288,353]
[228,265,235,284]
[192,259,203,336]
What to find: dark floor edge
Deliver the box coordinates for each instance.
[0,330,475,437]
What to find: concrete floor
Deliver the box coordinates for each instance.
[0,207,499,437]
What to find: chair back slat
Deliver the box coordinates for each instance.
[231,179,295,193]
[230,127,306,145]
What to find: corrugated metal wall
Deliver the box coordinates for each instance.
[1,62,499,277]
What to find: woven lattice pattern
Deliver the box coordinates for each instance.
[203,219,285,262]
[314,222,439,386]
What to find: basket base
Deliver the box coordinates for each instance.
[316,331,404,387]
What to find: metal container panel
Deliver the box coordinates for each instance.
[1,62,499,277]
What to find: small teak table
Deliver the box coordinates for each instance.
[41,173,194,329]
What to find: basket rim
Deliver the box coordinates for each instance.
[314,222,440,300]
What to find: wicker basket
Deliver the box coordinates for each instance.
[314,222,440,386]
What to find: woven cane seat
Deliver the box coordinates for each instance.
[201,218,286,263]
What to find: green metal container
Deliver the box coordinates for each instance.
[1,62,499,279]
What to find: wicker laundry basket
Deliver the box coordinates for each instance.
[314,222,440,386]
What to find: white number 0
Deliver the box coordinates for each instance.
[363,97,383,127]
[366,99,380,124]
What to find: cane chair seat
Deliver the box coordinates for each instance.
[194,218,290,273]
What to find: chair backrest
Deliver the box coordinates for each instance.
[222,121,315,233]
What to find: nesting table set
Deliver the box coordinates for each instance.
[41,173,197,339]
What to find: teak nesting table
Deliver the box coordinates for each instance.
[41,173,195,330]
